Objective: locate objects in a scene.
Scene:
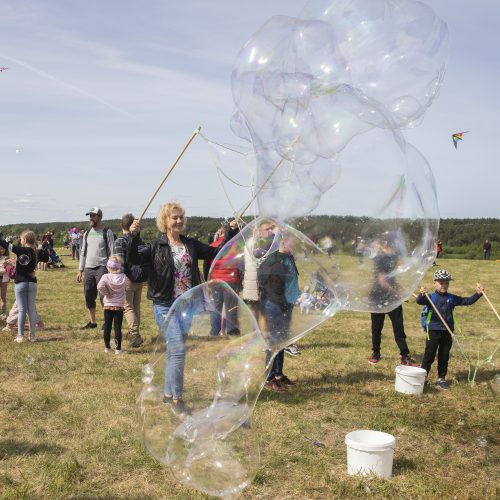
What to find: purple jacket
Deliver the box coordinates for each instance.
[97,272,126,308]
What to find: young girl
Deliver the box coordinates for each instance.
[0,245,14,319]
[0,231,38,342]
[97,256,126,354]
[297,285,314,314]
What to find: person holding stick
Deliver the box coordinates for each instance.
[416,269,484,390]
[128,202,227,412]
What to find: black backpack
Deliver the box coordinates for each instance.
[120,234,149,283]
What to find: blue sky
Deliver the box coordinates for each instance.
[0,0,498,225]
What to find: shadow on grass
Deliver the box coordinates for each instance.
[261,370,392,402]
[0,439,65,458]
[306,370,392,386]
[393,457,418,476]
[455,369,498,384]
[297,340,354,349]
[34,336,65,342]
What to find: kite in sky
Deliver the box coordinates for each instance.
[452,131,469,149]
[0,67,8,72]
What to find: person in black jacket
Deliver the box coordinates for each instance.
[128,202,226,412]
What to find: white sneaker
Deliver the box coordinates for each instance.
[14,336,24,343]
[2,325,11,332]
[115,349,122,355]
[104,348,111,353]
[29,337,36,343]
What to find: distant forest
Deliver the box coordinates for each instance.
[1,216,499,260]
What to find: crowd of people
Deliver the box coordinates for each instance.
[0,205,492,411]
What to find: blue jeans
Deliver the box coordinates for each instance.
[14,282,37,338]
[264,300,293,380]
[153,303,193,400]
[209,283,240,336]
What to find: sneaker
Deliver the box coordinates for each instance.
[227,329,241,336]
[29,337,36,343]
[400,354,419,367]
[165,397,190,415]
[284,344,301,356]
[264,377,286,392]
[82,322,97,329]
[2,325,11,332]
[115,349,122,355]
[129,334,143,348]
[104,348,111,353]
[436,378,449,390]
[14,336,24,343]
[280,375,296,386]
[368,352,380,364]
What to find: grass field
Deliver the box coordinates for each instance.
[0,252,499,499]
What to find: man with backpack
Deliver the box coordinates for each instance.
[76,207,115,329]
[114,213,148,347]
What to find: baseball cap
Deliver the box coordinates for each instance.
[433,269,453,281]
[86,207,103,217]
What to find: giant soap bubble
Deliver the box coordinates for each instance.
[139,228,341,496]
[299,0,449,128]
[139,281,266,497]
[141,0,447,495]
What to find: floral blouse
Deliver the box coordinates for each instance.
[171,243,192,299]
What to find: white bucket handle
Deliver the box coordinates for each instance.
[397,374,424,386]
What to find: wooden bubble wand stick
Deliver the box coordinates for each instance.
[236,136,301,220]
[411,292,454,336]
[138,126,201,223]
[480,287,500,322]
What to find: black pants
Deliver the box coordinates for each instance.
[103,309,123,350]
[421,329,453,378]
[371,305,410,356]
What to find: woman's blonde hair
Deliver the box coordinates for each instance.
[156,203,186,233]
[20,230,37,250]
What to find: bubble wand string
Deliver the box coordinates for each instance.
[138,126,201,223]
[237,136,301,219]
[480,289,500,322]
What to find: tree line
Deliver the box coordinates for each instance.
[1,216,498,258]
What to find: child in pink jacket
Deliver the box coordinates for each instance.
[97,256,126,354]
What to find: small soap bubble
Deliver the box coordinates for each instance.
[477,436,488,448]
[142,363,154,384]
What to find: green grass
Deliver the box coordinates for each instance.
[0,251,499,499]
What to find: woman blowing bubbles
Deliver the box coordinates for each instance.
[128,203,228,412]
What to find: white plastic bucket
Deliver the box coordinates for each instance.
[395,365,427,395]
[345,430,396,479]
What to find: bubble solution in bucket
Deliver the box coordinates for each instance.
[345,430,395,479]
[395,365,427,395]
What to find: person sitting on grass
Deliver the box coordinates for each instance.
[97,256,126,355]
[416,269,484,390]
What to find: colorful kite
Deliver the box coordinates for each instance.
[0,67,9,72]
[452,131,469,149]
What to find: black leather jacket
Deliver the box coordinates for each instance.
[128,233,221,305]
